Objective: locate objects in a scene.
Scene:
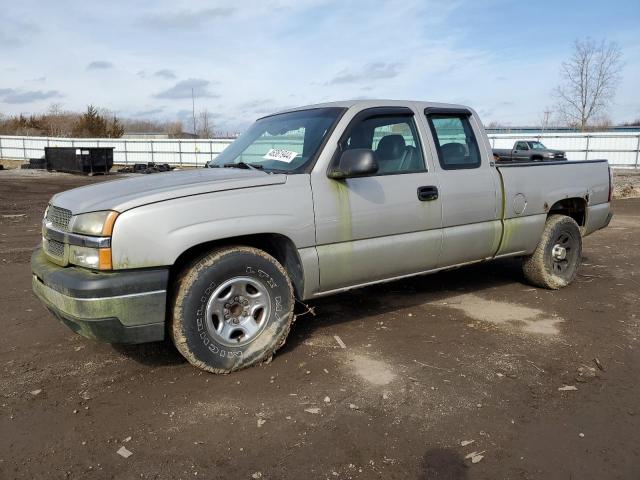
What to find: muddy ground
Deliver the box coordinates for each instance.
[1,170,639,480]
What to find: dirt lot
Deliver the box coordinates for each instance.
[613,169,640,199]
[1,170,639,480]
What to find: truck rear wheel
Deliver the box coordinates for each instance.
[170,246,295,373]
[522,214,582,289]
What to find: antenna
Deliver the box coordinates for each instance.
[191,88,196,136]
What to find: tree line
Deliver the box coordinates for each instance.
[0,104,186,138]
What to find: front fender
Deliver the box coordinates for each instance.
[110,176,315,269]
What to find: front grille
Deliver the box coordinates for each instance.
[46,205,72,231]
[45,238,65,258]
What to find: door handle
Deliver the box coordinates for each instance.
[417,186,438,201]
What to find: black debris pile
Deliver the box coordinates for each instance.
[20,158,47,170]
[117,162,174,174]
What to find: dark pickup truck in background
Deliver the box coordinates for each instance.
[493,140,566,162]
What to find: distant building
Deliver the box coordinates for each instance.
[485,126,640,134]
[122,132,198,140]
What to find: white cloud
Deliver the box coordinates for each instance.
[154,69,177,80]
[154,79,219,99]
[87,61,114,70]
[137,7,235,30]
[0,88,62,104]
[0,0,638,129]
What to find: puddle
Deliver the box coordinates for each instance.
[435,294,563,335]
[349,354,396,385]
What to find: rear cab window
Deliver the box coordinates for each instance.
[425,110,481,170]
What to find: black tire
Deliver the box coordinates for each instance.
[522,215,582,289]
[170,246,295,373]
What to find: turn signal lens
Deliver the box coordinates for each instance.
[99,248,112,270]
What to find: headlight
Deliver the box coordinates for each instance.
[70,211,118,236]
[67,210,118,270]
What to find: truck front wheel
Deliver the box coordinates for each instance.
[522,214,582,289]
[170,246,295,373]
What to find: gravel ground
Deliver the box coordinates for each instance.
[614,170,640,199]
[1,171,639,479]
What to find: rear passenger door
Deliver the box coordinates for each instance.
[423,108,502,267]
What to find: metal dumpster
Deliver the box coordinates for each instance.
[45,147,114,174]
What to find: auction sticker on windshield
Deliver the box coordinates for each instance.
[263,148,299,163]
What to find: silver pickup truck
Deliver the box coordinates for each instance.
[493,140,566,162]
[32,100,613,373]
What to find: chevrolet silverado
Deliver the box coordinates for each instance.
[32,100,613,373]
[493,140,566,162]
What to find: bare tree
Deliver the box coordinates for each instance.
[196,109,213,138]
[555,38,623,131]
[589,114,613,132]
[45,103,72,137]
[166,121,184,137]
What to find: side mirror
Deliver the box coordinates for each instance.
[328,149,378,179]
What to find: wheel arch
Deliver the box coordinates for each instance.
[170,233,306,300]
[547,197,587,228]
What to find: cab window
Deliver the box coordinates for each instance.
[427,114,481,170]
[343,115,425,174]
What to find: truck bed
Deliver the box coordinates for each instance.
[493,159,611,257]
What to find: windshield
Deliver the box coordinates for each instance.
[207,107,345,172]
[528,141,548,150]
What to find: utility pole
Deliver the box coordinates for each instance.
[191,88,197,137]
[541,109,551,133]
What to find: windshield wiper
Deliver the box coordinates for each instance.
[222,162,264,171]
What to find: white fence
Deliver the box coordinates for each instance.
[1,131,639,168]
[488,132,640,168]
[0,136,234,167]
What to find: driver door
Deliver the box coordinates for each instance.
[514,141,529,161]
[311,107,443,292]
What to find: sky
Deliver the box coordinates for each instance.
[1,0,639,132]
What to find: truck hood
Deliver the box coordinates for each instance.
[51,168,287,214]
